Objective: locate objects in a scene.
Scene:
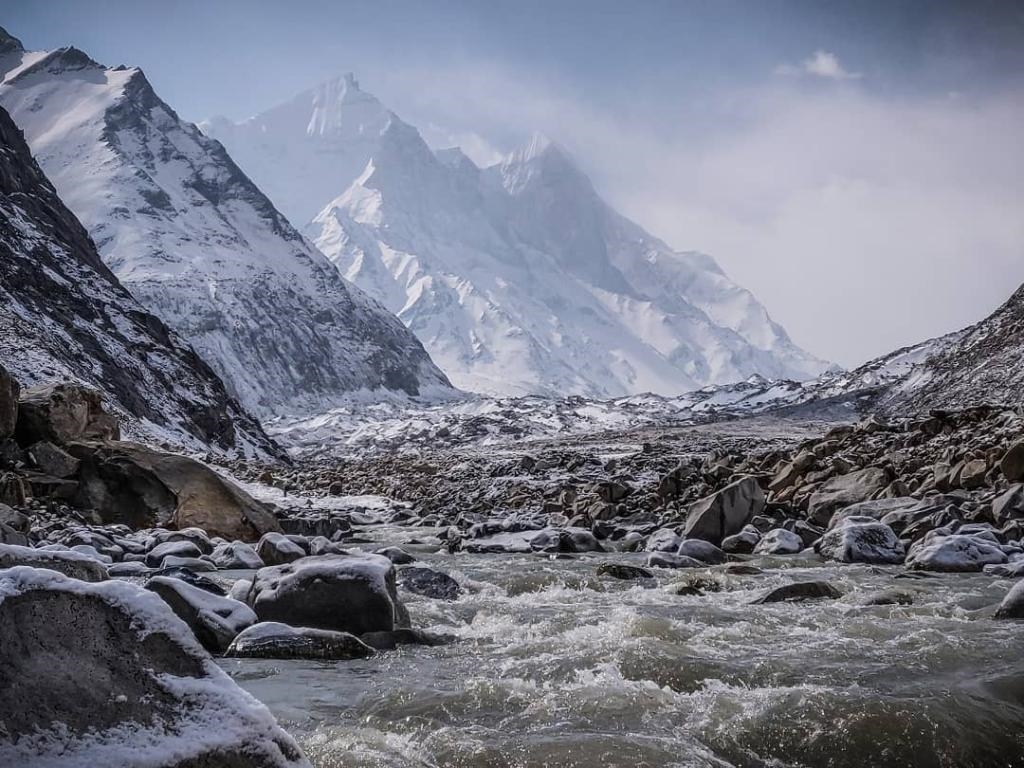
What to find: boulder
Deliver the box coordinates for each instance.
[0,365,18,439]
[826,497,918,530]
[753,528,804,555]
[0,543,107,582]
[677,538,728,564]
[859,589,913,606]
[226,621,375,660]
[398,566,462,600]
[27,441,79,478]
[210,540,266,569]
[817,518,905,564]
[15,383,119,446]
[246,554,408,635]
[994,580,1024,619]
[683,476,765,545]
[145,575,257,653]
[596,563,654,580]
[993,485,1024,524]
[257,532,306,565]
[906,534,1008,572]
[645,528,682,552]
[721,525,760,554]
[72,441,279,539]
[0,567,308,767]
[646,552,705,569]
[984,560,1024,578]
[529,527,604,553]
[807,468,889,526]
[753,580,842,603]
[145,539,203,568]
[374,546,416,564]
[1001,440,1024,483]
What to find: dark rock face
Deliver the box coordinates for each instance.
[398,566,462,600]
[0,104,276,455]
[753,581,842,604]
[226,622,375,660]
[0,567,308,767]
[0,364,17,438]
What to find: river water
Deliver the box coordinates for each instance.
[220,526,1024,767]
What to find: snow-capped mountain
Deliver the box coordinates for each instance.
[0,102,275,455]
[205,76,828,398]
[0,32,450,418]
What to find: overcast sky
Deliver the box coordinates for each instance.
[7,0,1024,367]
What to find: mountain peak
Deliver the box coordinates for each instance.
[306,72,389,138]
[0,26,24,56]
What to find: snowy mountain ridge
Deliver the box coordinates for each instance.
[0,34,450,419]
[204,76,830,398]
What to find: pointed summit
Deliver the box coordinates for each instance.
[500,131,589,195]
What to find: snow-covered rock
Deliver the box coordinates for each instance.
[145,574,257,653]
[210,540,265,570]
[0,35,450,419]
[245,553,408,635]
[0,566,308,767]
[906,534,1008,572]
[753,528,804,555]
[204,76,828,398]
[817,517,905,564]
[226,621,375,660]
[0,543,108,582]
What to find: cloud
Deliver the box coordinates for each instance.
[370,60,1024,368]
[776,50,862,80]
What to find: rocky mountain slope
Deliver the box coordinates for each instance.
[0,103,274,454]
[204,76,828,397]
[0,31,450,418]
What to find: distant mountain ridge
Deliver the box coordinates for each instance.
[0,33,451,419]
[0,100,275,455]
[204,76,829,398]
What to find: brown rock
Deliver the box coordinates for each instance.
[15,383,119,447]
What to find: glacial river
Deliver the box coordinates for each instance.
[221,526,1024,767]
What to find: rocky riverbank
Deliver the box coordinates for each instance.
[2,363,1024,765]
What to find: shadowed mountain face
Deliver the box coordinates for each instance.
[0,101,275,455]
[0,32,451,419]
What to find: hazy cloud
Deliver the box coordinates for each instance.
[776,50,862,80]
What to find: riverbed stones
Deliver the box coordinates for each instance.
[677,538,728,564]
[906,534,1008,572]
[0,567,309,767]
[683,476,765,545]
[817,518,905,564]
[753,580,842,603]
[645,528,682,552]
[753,528,803,555]
[721,524,760,554]
[145,539,203,567]
[807,468,889,526]
[0,543,107,582]
[246,553,408,635]
[398,566,462,600]
[145,575,256,653]
[210,540,266,569]
[226,621,375,660]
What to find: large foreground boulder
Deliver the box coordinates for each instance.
[683,476,765,545]
[15,383,119,446]
[71,441,280,539]
[245,553,409,635]
[0,543,107,582]
[0,566,308,767]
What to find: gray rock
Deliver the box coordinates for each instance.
[684,476,765,545]
[817,518,905,564]
[807,468,889,526]
[1001,440,1024,483]
[646,552,705,569]
[247,553,408,635]
[994,580,1024,619]
[721,525,760,554]
[826,497,918,530]
[0,364,18,439]
[859,589,914,606]
[359,628,451,650]
[529,527,604,553]
[645,528,682,552]
[27,440,79,478]
[374,546,416,564]
[145,539,203,567]
[0,543,107,582]
[753,580,842,603]
[906,534,1008,572]
[596,563,654,580]
[257,532,306,565]
[677,538,728,564]
[753,528,804,555]
[398,566,462,600]
[993,485,1024,524]
[984,559,1024,578]
[146,575,256,653]
[0,566,308,767]
[210,540,265,569]
[226,621,375,660]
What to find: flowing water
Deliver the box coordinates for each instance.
[220,527,1024,767]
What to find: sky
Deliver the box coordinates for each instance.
[6,0,1024,368]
